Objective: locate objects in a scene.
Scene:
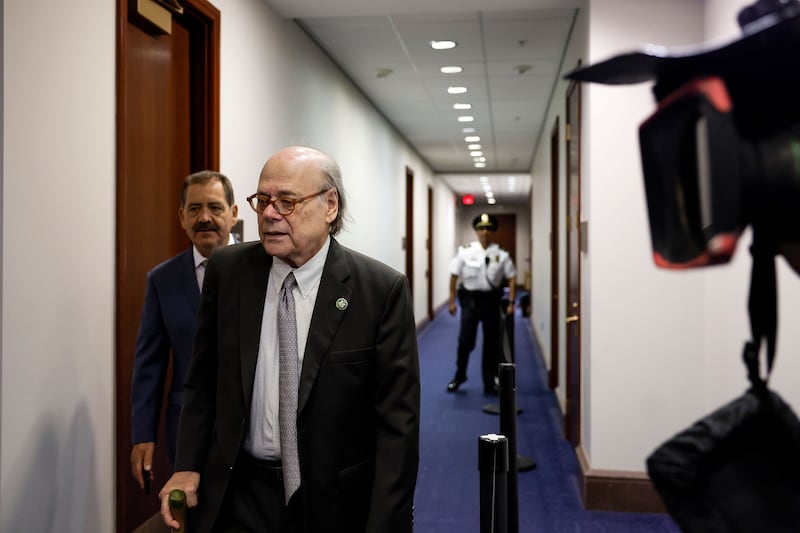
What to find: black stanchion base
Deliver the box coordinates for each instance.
[483,402,522,415]
[517,455,537,472]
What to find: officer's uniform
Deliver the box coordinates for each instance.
[449,236,516,391]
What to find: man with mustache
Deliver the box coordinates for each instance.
[130,170,239,492]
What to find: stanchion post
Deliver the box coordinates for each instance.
[498,363,519,533]
[484,307,522,415]
[478,434,509,533]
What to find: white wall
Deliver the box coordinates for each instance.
[432,179,458,310]
[2,1,116,531]
[2,1,434,531]
[579,0,800,472]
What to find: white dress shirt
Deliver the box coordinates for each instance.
[193,234,236,289]
[244,237,330,460]
[449,241,515,291]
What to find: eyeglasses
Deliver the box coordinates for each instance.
[246,189,329,216]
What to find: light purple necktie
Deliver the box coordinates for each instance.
[278,272,301,503]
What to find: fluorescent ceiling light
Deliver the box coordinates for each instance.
[487,197,497,204]
[475,162,486,168]
[462,127,475,133]
[447,86,468,94]
[440,65,463,74]
[457,116,474,122]
[473,156,486,162]
[431,40,457,50]
[465,136,480,142]
[453,103,472,110]
[486,191,495,198]
[470,151,483,157]
[467,144,482,150]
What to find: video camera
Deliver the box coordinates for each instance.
[566,0,800,272]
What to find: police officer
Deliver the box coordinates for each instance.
[447,213,516,394]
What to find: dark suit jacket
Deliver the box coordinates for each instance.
[175,238,420,533]
[131,247,200,464]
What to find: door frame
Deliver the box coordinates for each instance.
[115,1,220,530]
[549,117,560,391]
[564,77,582,446]
[405,167,414,297]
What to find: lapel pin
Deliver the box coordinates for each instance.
[335,298,349,311]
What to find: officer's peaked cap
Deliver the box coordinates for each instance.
[473,213,498,231]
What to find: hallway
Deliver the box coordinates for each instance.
[414,307,681,532]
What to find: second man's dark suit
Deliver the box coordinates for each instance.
[131,248,199,464]
[175,238,420,533]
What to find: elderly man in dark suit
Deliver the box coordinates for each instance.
[159,146,420,533]
[130,170,238,491]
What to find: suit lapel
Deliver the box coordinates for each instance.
[239,243,271,410]
[298,239,351,414]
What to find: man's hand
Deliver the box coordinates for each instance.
[506,301,515,316]
[159,471,201,529]
[448,301,457,316]
[130,442,155,490]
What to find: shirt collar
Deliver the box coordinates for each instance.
[192,246,207,268]
[192,234,235,268]
[270,236,331,297]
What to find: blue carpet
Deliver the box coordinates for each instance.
[414,308,681,532]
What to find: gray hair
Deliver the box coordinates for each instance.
[316,152,348,236]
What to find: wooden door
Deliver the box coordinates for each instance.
[492,214,517,269]
[549,117,560,390]
[405,167,414,298]
[115,1,219,531]
[564,78,582,446]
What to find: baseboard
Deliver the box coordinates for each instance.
[576,445,667,514]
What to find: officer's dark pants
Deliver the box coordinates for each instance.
[455,289,502,388]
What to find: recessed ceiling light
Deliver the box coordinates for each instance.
[431,40,457,50]
[473,156,486,162]
[462,127,476,133]
[487,197,497,204]
[447,86,468,95]
[457,116,474,122]
[440,65,463,74]
[468,144,482,150]
[486,191,495,198]
[475,162,487,168]
[465,136,481,142]
[453,103,472,110]
[470,151,483,157]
